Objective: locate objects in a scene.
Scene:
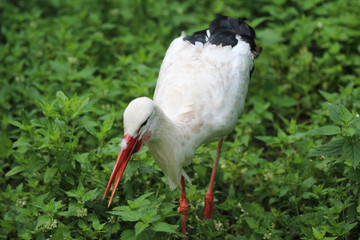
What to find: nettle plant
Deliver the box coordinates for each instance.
[4,91,108,239]
[108,192,183,239]
[309,103,360,168]
[8,91,92,186]
[4,91,185,239]
[306,103,360,239]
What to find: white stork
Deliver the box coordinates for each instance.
[103,14,261,236]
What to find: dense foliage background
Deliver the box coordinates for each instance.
[1,0,360,239]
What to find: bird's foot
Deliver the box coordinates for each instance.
[179,195,189,238]
[203,192,213,219]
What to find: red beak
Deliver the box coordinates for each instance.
[103,134,141,207]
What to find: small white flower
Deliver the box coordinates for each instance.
[77,208,88,217]
[214,220,223,231]
[51,220,58,229]
[113,196,120,204]
[107,216,115,224]
[95,32,103,38]
[15,199,22,206]
[110,9,119,15]
[67,57,78,63]
[15,75,24,82]
[44,219,58,230]
[30,21,37,28]
[263,232,272,239]
[35,50,43,57]
[16,199,26,206]
[264,172,273,180]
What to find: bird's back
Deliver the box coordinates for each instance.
[154,15,260,147]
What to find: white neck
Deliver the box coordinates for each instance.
[147,105,185,189]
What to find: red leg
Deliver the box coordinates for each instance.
[179,176,188,238]
[203,138,223,219]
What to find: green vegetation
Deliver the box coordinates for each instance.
[1,0,360,239]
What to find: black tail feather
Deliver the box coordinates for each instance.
[184,14,261,58]
[183,29,207,45]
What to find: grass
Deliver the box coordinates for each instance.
[1,0,360,239]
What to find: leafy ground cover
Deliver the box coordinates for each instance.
[1,0,360,239]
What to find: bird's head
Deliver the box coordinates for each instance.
[123,97,155,139]
[103,97,156,207]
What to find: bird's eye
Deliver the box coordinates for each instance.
[140,116,150,129]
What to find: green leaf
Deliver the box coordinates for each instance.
[327,103,354,125]
[309,139,345,157]
[255,136,280,145]
[13,136,31,148]
[47,198,65,212]
[141,206,160,223]
[338,104,354,124]
[21,110,30,126]
[83,188,99,202]
[152,222,178,234]
[78,220,89,230]
[9,120,23,129]
[108,209,141,221]
[319,90,338,102]
[244,217,258,229]
[279,187,289,197]
[74,153,92,170]
[71,96,89,120]
[348,168,360,182]
[85,126,97,136]
[160,202,177,217]
[302,192,319,199]
[92,218,106,231]
[56,91,69,103]
[44,167,57,184]
[134,222,149,236]
[70,67,96,80]
[35,215,51,229]
[327,103,341,124]
[128,192,154,209]
[50,61,70,76]
[58,201,82,217]
[256,28,283,46]
[123,161,141,183]
[342,127,356,137]
[111,205,130,211]
[65,190,80,199]
[312,226,326,239]
[102,114,115,133]
[121,230,136,240]
[343,141,360,168]
[5,166,26,177]
[341,222,357,234]
[307,126,341,135]
[271,95,298,107]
